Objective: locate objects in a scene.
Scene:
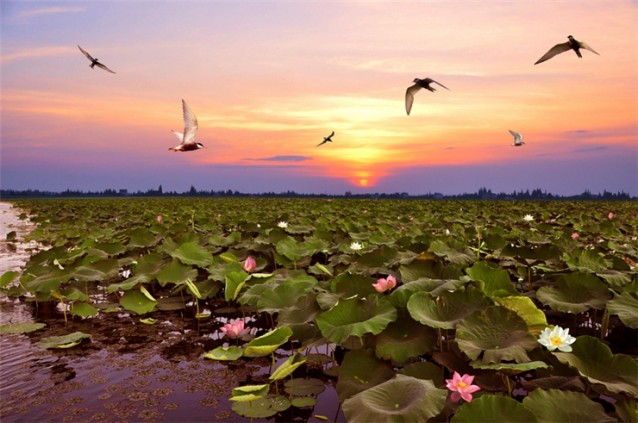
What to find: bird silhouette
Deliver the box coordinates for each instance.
[534,35,599,65]
[405,77,449,115]
[77,45,116,73]
[509,130,525,147]
[317,131,335,147]
[169,99,205,152]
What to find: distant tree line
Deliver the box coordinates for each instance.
[0,185,634,200]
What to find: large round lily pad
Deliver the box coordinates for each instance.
[522,388,616,422]
[456,306,538,364]
[407,286,491,329]
[342,374,447,423]
[452,394,537,422]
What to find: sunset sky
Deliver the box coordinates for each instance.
[1,1,636,195]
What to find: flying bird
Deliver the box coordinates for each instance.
[77,45,116,74]
[317,131,335,147]
[405,77,449,115]
[169,99,205,152]
[509,130,525,147]
[534,35,599,65]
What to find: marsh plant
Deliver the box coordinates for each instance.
[1,198,636,421]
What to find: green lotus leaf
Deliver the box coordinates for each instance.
[291,397,317,408]
[224,270,250,301]
[536,272,611,313]
[22,268,69,293]
[397,362,441,383]
[308,262,333,277]
[119,289,157,314]
[500,243,561,261]
[342,374,447,423]
[284,378,326,396]
[135,253,164,275]
[519,376,586,392]
[615,398,637,423]
[231,395,290,418]
[316,296,397,345]
[257,277,316,314]
[466,261,517,298]
[407,286,491,330]
[330,271,377,298]
[607,291,638,328]
[452,394,537,422]
[203,345,243,361]
[60,286,88,301]
[493,296,548,335]
[0,271,19,288]
[208,231,241,246]
[336,349,395,402]
[230,384,270,402]
[0,322,46,334]
[170,241,214,268]
[127,227,156,248]
[277,294,321,325]
[389,278,464,308]
[244,326,293,357]
[156,260,198,286]
[276,237,323,261]
[522,388,616,423]
[93,241,126,256]
[270,354,307,381]
[565,248,613,272]
[375,312,437,364]
[456,305,538,364]
[471,361,548,373]
[38,331,91,349]
[553,335,638,397]
[71,301,99,318]
[355,245,398,268]
[140,317,157,324]
[106,274,150,293]
[429,239,473,265]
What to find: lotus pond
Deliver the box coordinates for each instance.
[0,197,636,422]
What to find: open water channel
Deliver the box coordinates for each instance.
[0,202,345,422]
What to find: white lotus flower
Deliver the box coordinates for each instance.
[350,242,363,251]
[523,214,534,222]
[538,326,576,352]
[277,221,288,228]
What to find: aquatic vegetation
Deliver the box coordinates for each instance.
[1,197,637,421]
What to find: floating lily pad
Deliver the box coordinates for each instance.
[229,384,270,402]
[284,378,325,396]
[0,271,19,288]
[522,388,616,422]
[39,331,91,349]
[203,345,243,361]
[291,397,317,408]
[342,375,447,423]
[0,322,46,334]
[170,241,214,268]
[231,395,291,418]
[493,295,548,335]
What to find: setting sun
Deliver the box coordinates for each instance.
[359,179,369,187]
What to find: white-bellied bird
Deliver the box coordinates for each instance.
[509,130,525,147]
[169,99,205,152]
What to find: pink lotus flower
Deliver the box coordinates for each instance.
[571,232,579,239]
[220,319,250,339]
[608,212,614,220]
[156,215,163,223]
[372,275,397,293]
[243,256,257,273]
[446,372,481,403]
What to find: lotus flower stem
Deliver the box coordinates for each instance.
[600,308,610,340]
[527,266,532,292]
[502,373,512,397]
[437,329,443,352]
